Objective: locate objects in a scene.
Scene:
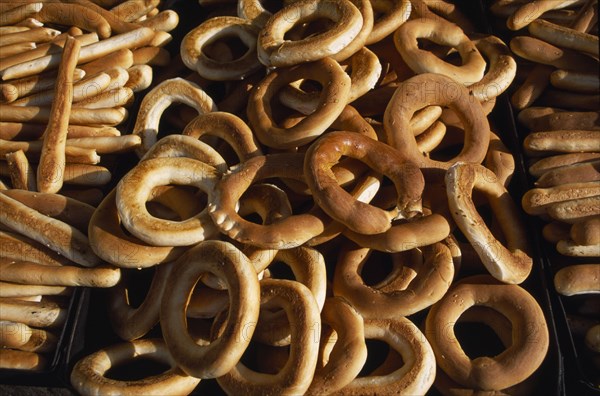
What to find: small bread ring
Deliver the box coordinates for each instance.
[426,277,549,390]
[216,278,320,396]
[181,16,262,81]
[469,35,517,102]
[384,73,490,170]
[70,338,200,395]
[107,262,174,341]
[133,78,217,156]
[209,153,329,249]
[334,241,454,318]
[338,317,436,395]
[332,0,374,61]
[160,240,260,378]
[306,297,367,395]
[247,57,350,149]
[183,111,263,164]
[305,131,424,235]
[394,18,486,85]
[446,162,532,284]
[485,131,516,188]
[116,157,220,247]
[257,0,363,67]
[237,0,276,28]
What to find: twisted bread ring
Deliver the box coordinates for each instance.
[70,338,200,395]
[160,240,260,378]
[446,162,532,284]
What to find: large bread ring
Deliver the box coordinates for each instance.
[257,0,363,67]
[446,162,532,284]
[116,157,220,247]
[216,278,320,395]
[305,131,424,235]
[394,18,486,85]
[247,57,350,149]
[334,241,454,318]
[70,338,200,395]
[338,317,436,395]
[425,277,549,391]
[160,240,260,378]
[181,16,261,81]
[384,73,490,170]
[209,153,329,249]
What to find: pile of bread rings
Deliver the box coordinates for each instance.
[490,0,599,380]
[7,0,599,393]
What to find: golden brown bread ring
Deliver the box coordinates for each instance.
[331,0,374,61]
[216,278,320,395]
[70,338,200,395]
[485,131,516,188]
[116,157,220,247]
[160,240,260,379]
[252,246,327,346]
[394,18,486,85]
[88,189,190,268]
[426,278,549,391]
[247,57,350,149]
[183,111,263,164]
[107,262,173,341]
[209,153,329,249]
[305,297,367,395]
[384,73,490,170]
[469,35,516,102]
[133,77,217,156]
[0,349,46,371]
[337,317,436,395]
[446,163,532,284]
[522,182,600,216]
[571,215,600,245]
[305,131,424,235]
[554,264,600,295]
[257,0,363,67]
[365,0,411,45]
[333,241,454,318]
[181,16,261,81]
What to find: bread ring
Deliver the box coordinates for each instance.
[70,338,200,395]
[133,78,217,156]
[107,262,173,341]
[394,18,486,85]
[210,153,328,249]
[485,131,516,188]
[183,111,263,164]
[305,131,424,235]
[426,277,549,390]
[522,182,600,216]
[306,297,367,395]
[365,0,411,45]
[334,241,454,318]
[116,157,220,247]
[257,0,363,67]
[141,134,228,174]
[247,57,350,149]
[160,240,260,378]
[88,189,190,268]
[338,317,435,395]
[468,35,516,102]
[332,0,374,61]
[237,0,276,28]
[446,163,532,284]
[384,73,490,170]
[181,16,261,81]
[252,246,327,346]
[216,278,320,396]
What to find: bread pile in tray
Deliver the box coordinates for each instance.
[2,0,597,393]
